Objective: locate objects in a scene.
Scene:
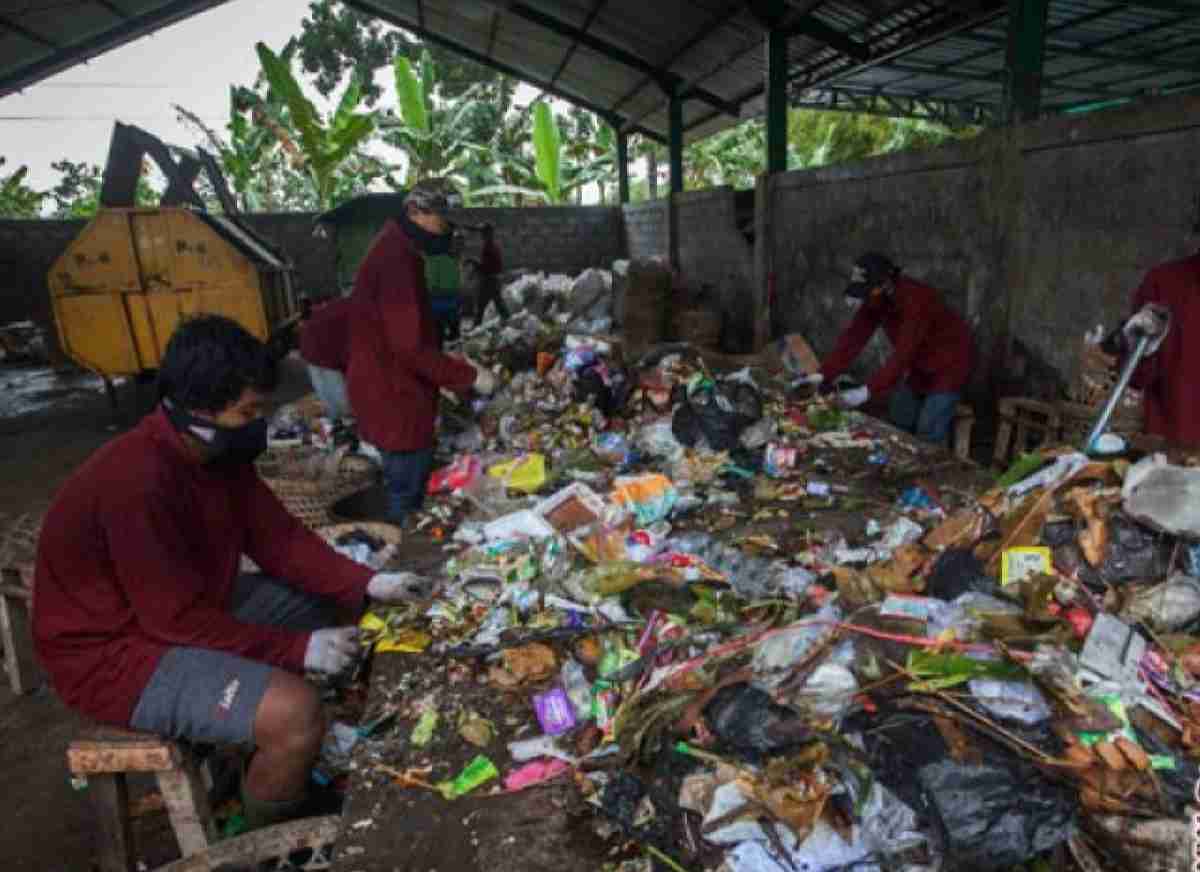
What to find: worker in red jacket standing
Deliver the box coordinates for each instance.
[1113,252,1197,446]
[298,296,351,418]
[34,315,435,830]
[346,179,496,524]
[467,222,509,322]
[818,253,973,444]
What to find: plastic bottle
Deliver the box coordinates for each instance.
[560,658,594,721]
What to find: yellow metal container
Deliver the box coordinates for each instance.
[48,207,299,378]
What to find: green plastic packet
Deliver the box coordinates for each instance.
[995,452,1044,489]
[411,709,439,747]
[906,650,1025,691]
[436,754,498,800]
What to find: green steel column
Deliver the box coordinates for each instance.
[1004,0,1049,123]
[669,89,684,194]
[616,129,630,204]
[766,26,788,175]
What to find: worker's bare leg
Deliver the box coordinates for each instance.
[246,670,325,802]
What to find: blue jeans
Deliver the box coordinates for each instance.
[889,386,960,445]
[382,448,434,524]
[306,364,349,419]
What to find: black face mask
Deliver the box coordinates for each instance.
[163,399,268,467]
[399,212,453,255]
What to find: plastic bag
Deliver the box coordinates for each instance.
[487,453,548,494]
[917,758,1074,870]
[703,683,815,759]
[611,474,677,525]
[671,379,763,452]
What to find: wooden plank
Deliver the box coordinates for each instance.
[0,586,43,695]
[68,739,180,774]
[88,773,135,872]
[156,762,216,857]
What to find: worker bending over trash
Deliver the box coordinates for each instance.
[346,178,496,525]
[817,252,973,445]
[1107,251,1194,447]
[34,315,432,831]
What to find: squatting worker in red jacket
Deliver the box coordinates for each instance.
[346,178,497,524]
[298,295,351,418]
[34,315,438,831]
[1112,253,1197,445]
[817,253,973,444]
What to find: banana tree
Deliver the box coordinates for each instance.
[252,41,377,208]
[381,51,492,189]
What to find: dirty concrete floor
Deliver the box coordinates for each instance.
[0,356,313,872]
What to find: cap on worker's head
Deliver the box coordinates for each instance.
[845,252,900,299]
[404,177,463,217]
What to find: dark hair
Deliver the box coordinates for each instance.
[156,315,278,412]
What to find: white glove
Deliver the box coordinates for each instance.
[303,627,360,674]
[1123,303,1171,356]
[837,386,870,409]
[794,373,824,387]
[367,571,435,603]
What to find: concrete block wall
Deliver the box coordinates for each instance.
[621,199,669,261]
[453,205,625,275]
[675,187,756,349]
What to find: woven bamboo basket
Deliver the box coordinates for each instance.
[316,521,403,550]
[0,508,45,588]
[256,446,379,529]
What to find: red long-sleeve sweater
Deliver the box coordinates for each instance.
[820,277,973,397]
[1129,253,1200,447]
[345,219,476,452]
[33,409,373,727]
[299,297,351,372]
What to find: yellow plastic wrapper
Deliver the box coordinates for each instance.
[487,453,547,494]
[359,611,432,653]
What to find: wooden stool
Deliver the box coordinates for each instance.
[67,726,216,872]
[951,403,975,461]
[0,570,42,695]
[993,397,1062,467]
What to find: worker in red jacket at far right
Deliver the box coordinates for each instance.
[346,179,497,525]
[817,252,974,445]
[1109,252,1199,447]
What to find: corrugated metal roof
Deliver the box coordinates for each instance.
[4,0,1200,139]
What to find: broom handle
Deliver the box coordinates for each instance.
[1083,332,1150,452]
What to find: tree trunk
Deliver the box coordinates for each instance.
[647,151,658,199]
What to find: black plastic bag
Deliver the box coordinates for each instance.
[917,758,1074,871]
[927,548,1001,600]
[703,683,814,760]
[671,381,763,451]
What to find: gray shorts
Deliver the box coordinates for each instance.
[129,575,337,746]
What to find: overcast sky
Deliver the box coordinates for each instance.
[3,0,320,189]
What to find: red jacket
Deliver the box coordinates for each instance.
[299,297,351,372]
[33,409,373,727]
[346,220,476,452]
[1129,253,1200,446]
[820,277,973,397]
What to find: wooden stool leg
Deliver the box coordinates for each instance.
[994,417,1013,466]
[89,773,135,872]
[0,587,43,695]
[156,761,216,857]
[954,417,973,461]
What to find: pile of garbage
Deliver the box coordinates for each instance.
[321,313,1196,872]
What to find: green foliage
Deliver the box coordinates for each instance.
[532,102,563,204]
[252,41,376,208]
[0,158,44,218]
[295,0,509,106]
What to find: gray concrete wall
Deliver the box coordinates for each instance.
[454,205,624,276]
[675,187,756,350]
[622,199,669,261]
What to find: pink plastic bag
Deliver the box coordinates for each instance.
[503,758,571,792]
